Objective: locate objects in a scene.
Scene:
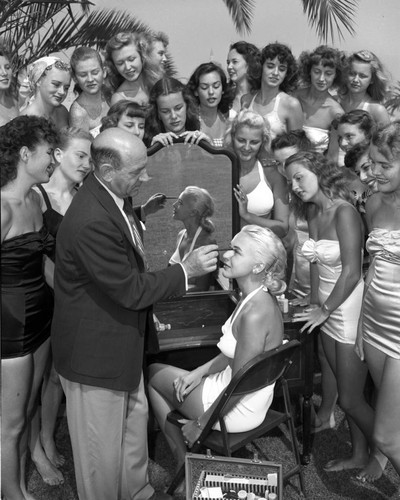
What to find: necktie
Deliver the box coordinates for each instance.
[122,199,148,269]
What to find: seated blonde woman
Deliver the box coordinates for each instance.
[148,225,286,468]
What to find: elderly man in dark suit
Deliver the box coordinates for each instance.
[52,129,218,500]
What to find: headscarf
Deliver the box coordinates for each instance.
[26,57,61,97]
[19,56,69,110]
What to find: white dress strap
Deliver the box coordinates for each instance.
[273,92,281,112]
[229,285,264,325]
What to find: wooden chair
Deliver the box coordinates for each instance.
[166,339,305,497]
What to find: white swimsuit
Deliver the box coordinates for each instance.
[248,92,287,139]
[202,286,276,432]
[303,125,330,154]
[302,239,363,344]
[246,161,274,217]
[169,227,202,265]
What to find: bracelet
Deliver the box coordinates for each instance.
[321,303,331,315]
[195,417,203,430]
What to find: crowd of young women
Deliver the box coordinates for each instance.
[1,30,400,499]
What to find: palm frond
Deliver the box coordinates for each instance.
[0,0,91,28]
[1,5,154,70]
[221,0,255,35]
[301,0,358,43]
[65,8,152,49]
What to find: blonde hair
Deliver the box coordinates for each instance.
[224,109,271,157]
[183,186,215,233]
[240,225,286,295]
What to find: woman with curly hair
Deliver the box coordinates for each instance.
[355,122,400,481]
[105,31,161,107]
[296,45,344,153]
[0,44,18,126]
[226,41,261,118]
[225,109,289,238]
[22,56,71,129]
[186,62,234,147]
[285,151,380,473]
[329,108,375,166]
[339,50,391,127]
[1,115,59,499]
[144,76,210,147]
[148,225,285,468]
[242,42,303,140]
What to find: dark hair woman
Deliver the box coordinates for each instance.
[1,115,59,499]
[187,62,234,147]
[144,76,210,147]
[242,42,303,140]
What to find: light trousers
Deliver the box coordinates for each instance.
[60,374,154,500]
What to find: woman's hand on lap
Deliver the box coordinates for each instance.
[173,371,202,403]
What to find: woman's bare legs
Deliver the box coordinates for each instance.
[362,343,400,478]
[148,363,205,469]
[320,334,377,472]
[1,355,33,500]
[20,338,53,499]
[313,336,337,432]
[40,362,65,466]
[29,356,64,485]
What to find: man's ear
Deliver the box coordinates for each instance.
[99,163,114,182]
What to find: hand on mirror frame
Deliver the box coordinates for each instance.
[142,193,167,216]
[182,244,218,279]
[151,132,179,147]
[180,130,212,145]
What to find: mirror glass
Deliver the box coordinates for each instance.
[137,141,239,293]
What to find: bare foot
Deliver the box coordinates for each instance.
[41,436,65,467]
[356,453,387,483]
[32,454,64,486]
[312,413,336,434]
[323,456,368,472]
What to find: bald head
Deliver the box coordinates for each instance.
[92,128,147,172]
[92,128,148,199]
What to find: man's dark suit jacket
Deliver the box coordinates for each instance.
[52,173,186,392]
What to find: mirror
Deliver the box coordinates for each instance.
[137,138,240,293]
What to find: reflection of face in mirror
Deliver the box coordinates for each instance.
[170,186,216,292]
[157,92,187,135]
[138,143,237,292]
